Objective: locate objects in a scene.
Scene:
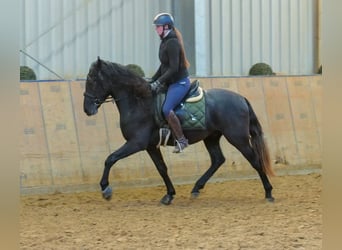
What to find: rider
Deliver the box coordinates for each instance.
[150,12,191,153]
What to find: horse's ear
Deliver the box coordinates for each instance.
[96,56,102,68]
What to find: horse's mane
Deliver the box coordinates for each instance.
[101,60,152,99]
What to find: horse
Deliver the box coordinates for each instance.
[83,57,275,205]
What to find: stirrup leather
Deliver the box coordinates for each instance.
[156,128,171,148]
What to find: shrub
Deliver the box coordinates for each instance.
[248,62,274,76]
[317,65,322,74]
[20,66,36,80]
[126,64,145,77]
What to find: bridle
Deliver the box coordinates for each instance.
[84,72,123,105]
[83,92,114,105]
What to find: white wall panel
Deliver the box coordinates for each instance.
[200,0,318,76]
[194,0,210,76]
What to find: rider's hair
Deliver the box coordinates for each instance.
[174,27,190,69]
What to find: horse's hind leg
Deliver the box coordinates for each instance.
[227,135,274,202]
[191,133,225,198]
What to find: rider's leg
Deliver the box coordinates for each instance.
[162,78,190,153]
[166,110,188,153]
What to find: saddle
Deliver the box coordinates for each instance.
[154,80,206,147]
[184,80,203,102]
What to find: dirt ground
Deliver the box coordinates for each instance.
[20,173,322,250]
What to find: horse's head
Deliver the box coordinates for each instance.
[83,57,111,116]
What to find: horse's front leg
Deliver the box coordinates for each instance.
[100,141,143,200]
[146,146,176,205]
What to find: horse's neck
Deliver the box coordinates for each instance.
[112,91,151,117]
[112,91,132,113]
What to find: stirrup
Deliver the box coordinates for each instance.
[173,137,188,153]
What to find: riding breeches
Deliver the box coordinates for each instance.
[162,77,191,118]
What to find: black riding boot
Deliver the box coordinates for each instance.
[166,111,188,153]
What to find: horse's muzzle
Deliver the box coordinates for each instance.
[83,100,99,116]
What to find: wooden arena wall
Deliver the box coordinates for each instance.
[20,76,322,194]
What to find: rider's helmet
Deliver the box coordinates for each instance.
[153,13,174,28]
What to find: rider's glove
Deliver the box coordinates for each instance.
[150,80,161,93]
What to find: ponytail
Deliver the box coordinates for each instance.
[174,28,190,69]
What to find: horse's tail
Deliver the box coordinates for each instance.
[245,98,275,177]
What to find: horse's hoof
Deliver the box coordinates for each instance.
[160,194,173,205]
[191,192,200,199]
[102,186,113,200]
[266,196,275,202]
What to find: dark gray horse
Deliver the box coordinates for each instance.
[83,57,275,205]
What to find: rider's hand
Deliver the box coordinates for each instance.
[150,80,161,93]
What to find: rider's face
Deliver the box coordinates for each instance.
[155,25,164,36]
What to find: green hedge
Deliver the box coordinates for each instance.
[249,62,274,76]
[20,66,36,80]
[126,64,145,77]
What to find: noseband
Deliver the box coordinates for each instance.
[83,92,114,105]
